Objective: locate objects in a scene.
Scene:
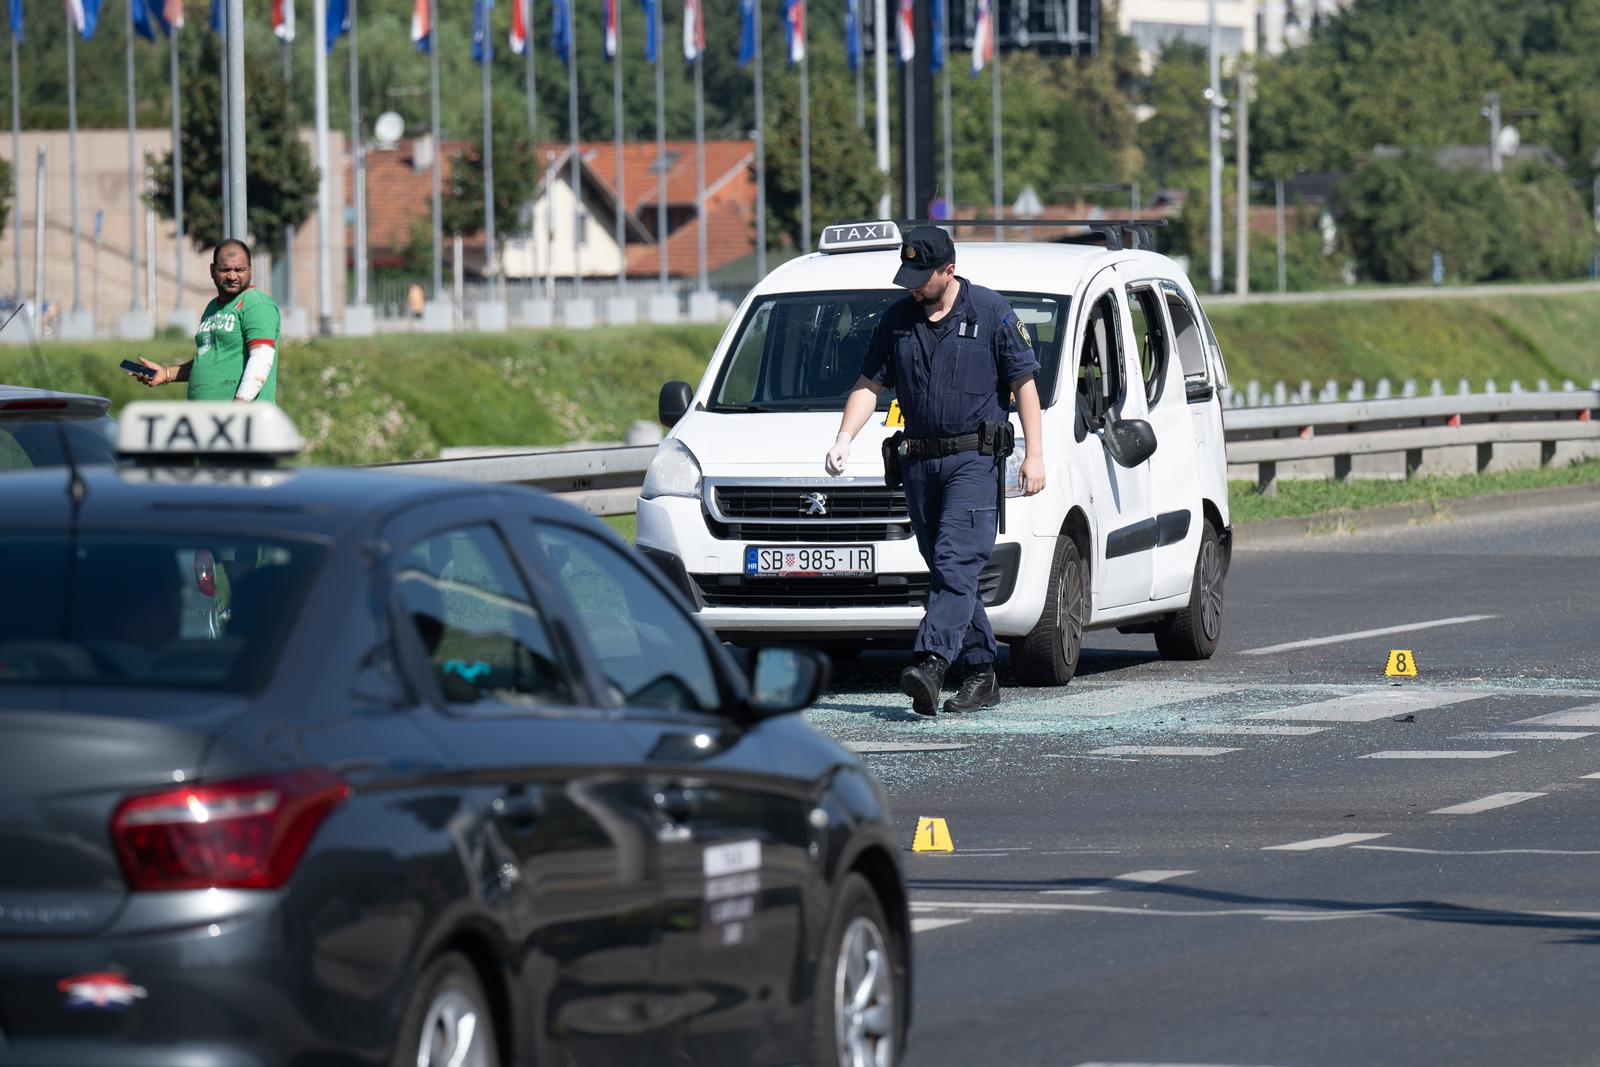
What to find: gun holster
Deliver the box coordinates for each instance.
[979,420,1016,535]
[881,431,906,490]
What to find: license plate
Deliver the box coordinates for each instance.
[744,545,874,577]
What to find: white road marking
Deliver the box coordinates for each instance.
[1262,832,1390,851]
[1583,772,1600,780]
[1182,724,1330,736]
[844,741,970,753]
[1430,791,1548,815]
[1451,730,1594,741]
[1358,750,1514,759]
[1249,690,1480,723]
[1088,746,1240,757]
[1514,704,1600,728]
[1044,870,1196,896]
[1353,845,1600,856]
[1074,1063,1289,1067]
[911,899,1600,922]
[910,917,970,934]
[1237,614,1497,655]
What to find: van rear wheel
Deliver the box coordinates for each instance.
[1154,521,1223,660]
[1010,534,1086,687]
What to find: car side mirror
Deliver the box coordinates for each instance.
[1103,418,1157,468]
[659,380,694,428]
[747,647,831,716]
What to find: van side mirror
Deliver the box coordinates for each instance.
[658,381,694,428]
[1103,418,1157,468]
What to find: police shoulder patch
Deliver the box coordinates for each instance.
[1013,318,1030,346]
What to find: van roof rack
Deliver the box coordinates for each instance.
[905,218,1168,252]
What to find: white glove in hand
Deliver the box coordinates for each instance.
[824,432,851,475]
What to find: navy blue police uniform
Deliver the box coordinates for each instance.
[860,275,1040,691]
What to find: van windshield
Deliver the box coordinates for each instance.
[710,289,1069,413]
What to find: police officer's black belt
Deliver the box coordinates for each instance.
[904,434,983,459]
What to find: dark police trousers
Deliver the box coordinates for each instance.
[903,450,999,670]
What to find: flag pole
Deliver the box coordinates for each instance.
[524,0,536,137]
[66,9,83,316]
[901,45,912,217]
[219,4,230,237]
[124,0,142,316]
[429,0,442,299]
[653,0,665,289]
[10,25,21,300]
[940,0,951,217]
[692,32,705,292]
[172,30,185,314]
[872,0,886,217]
[566,0,581,299]
[798,16,809,252]
[313,0,332,332]
[611,0,625,293]
[990,14,1001,240]
[279,36,292,311]
[351,0,368,305]
[852,1,863,129]
[226,0,245,239]
[479,0,495,301]
[752,0,764,279]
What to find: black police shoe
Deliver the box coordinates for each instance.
[942,667,1000,714]
[899,652,948,717]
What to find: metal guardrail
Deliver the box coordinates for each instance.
[370,390,1600,512]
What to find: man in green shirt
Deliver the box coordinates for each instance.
[134,239,281,403]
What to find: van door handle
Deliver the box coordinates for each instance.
[492,787,545,825]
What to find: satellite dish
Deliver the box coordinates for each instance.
[374,111,405,149]
[1496,124,1521,161]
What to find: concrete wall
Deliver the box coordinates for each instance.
[0,128,345,339]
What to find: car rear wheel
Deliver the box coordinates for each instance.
[394,951,500,1067]
[1154,520,1224,660]
[1010,534,1087,687]
[809,872,904,1067]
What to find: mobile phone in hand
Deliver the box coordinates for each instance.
[120,359,157,380]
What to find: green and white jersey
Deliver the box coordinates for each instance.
[190,286,281,403]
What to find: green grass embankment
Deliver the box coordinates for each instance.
[5,287,1599,467]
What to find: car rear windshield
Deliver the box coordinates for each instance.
[0,534,325,693]
[0,414,119,471]
[709,289,1069,413]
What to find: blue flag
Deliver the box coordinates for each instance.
[737,0,753,66]
[639,0,655,63]
[132,0,169,40]
[69,0,101,37]
[325,0,349,51]
[930,0,943,74]
[551,0,570,64]
[9,0,22,41]
[209,0,221,32]
[844,0,861,74]
[472,0,493,62]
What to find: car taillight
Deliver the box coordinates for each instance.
[111,770,351,891]
[193,549,216,598]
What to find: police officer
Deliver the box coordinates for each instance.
[825,226,1046,716]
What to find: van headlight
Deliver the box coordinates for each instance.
[1003,439,1027,498]
[642,438,703,500]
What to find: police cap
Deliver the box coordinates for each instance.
[893,225,955,289]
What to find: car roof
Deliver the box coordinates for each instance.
[0,464,594,539]
[751,242,1186,298]
[0,384,113,416]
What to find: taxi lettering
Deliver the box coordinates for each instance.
[137,411,257,451]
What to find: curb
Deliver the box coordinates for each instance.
[1233,480,1600,547]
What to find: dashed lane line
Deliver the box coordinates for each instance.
[910,917,971,934]
[1249,690,1481,723]
[1237,614,1497,655]
[909,899,1600,922]
[1451,731,1595,741]
[844,741,971,753]
[1261,832,1390,851]
[1073,1062,1289,1067]
[1358,750,1514,759]
[1583,772,1600,780]
[1088,746,1241,757]
[1043,870,1197,896]
[1180,724,1330,736]
[1430,791,1548,815]
[1514,705,1600,728]
[1353,846,1600,856]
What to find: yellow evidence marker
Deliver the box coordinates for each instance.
[912,817,954,853]
[884,399,905,428]
[1385,650,1418,678]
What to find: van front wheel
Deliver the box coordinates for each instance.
[1010,534,1086,687]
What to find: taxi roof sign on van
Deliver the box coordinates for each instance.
[818,220,902,254]
[117,401,302,463]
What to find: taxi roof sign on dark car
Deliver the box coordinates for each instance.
[116,401,302,464]
[818,220,902,254]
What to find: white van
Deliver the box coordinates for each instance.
[636,221,1232,685]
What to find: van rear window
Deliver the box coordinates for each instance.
[710,290,1068,413]
[0,534,324,693]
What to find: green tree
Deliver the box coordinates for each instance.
[441,107,540,244]
[145,33,317,257]
[763,51,880,247]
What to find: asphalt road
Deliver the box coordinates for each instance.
[808,498,1600,1067]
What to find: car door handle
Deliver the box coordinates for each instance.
[492,787,546,825]
[652,786,700,838]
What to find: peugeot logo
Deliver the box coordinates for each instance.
[801,492,829,517]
